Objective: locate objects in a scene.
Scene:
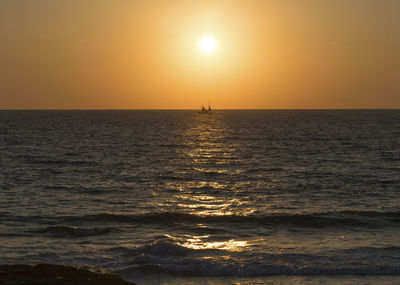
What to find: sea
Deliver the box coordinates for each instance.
[1,110,400,285]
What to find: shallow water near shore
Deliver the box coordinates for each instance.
[135,275,400,285]
[1,110,400,284]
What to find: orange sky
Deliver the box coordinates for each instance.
[1,0,399,109]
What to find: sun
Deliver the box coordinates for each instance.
[199,36,217,53]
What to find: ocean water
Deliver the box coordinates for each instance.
[1,110,400,284]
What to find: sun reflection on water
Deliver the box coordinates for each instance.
[182,238,249,251]
[166,234,250,252]
[159,113,255,251]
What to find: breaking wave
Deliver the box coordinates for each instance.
[114,239,400,277]
[62,210,400,228]
[32,226,115,238]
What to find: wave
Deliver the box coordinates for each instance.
[119,261,400,277]
[32,226,115,238]
[115,239,400,277]
[14,154,96,166]
[132,240,210,257]
[42,185,111,195]
[63,210,400,228]
[245,167,283,173]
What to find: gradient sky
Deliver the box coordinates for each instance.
[1,0,399,109]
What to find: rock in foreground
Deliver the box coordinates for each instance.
[0,264,136,285]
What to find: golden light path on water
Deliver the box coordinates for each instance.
[183,236,249,251]
[159,113,257,252]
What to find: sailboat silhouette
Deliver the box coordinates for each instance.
[200,104,212,114]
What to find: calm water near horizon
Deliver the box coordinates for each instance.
[1,110,400,284]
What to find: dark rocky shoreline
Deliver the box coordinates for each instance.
[0,264,136,285]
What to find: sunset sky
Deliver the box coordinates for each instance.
[1,0,399,109]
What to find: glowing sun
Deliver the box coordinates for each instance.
[199,36,217,53]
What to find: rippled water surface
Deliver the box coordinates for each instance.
[1,110,400,284]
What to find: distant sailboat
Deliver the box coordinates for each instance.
[200,104,212,114]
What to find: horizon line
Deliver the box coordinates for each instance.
[1,108,399,111]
